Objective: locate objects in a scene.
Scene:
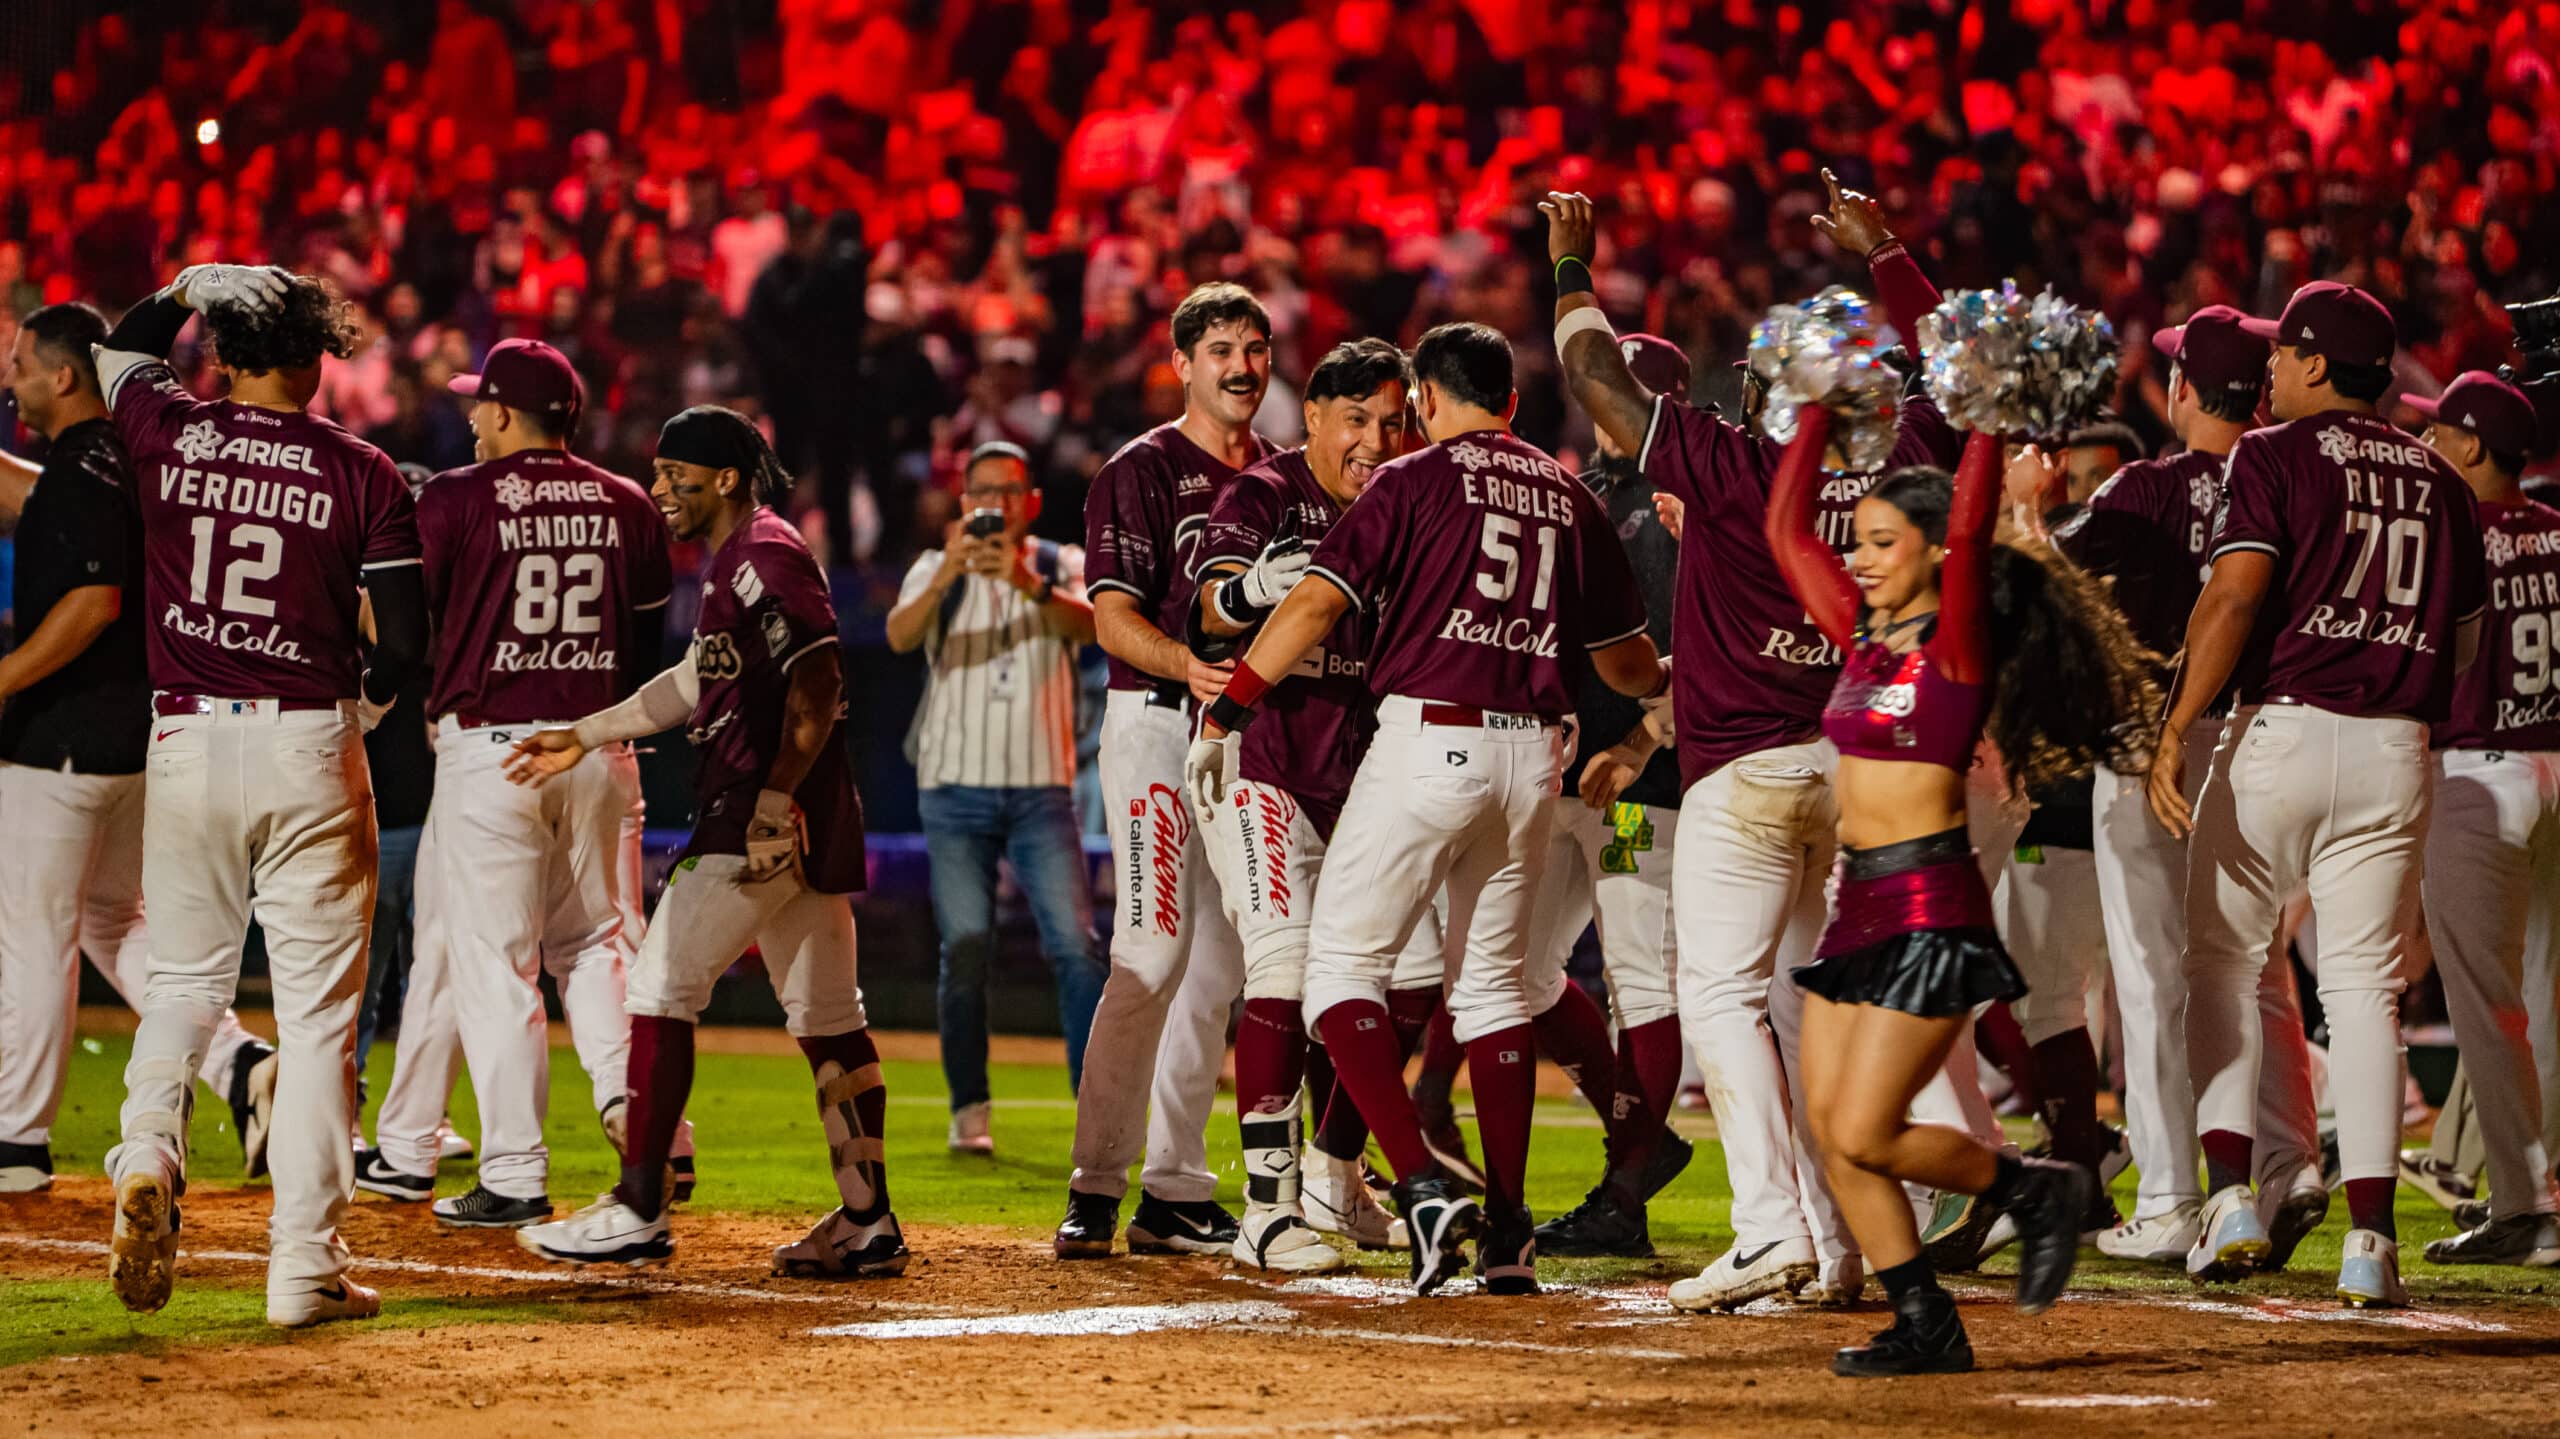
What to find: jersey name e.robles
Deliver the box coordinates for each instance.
[1084,421,1277,693]
[2436,497,2560,752]
[1308,429,1645,719]
[419,449,671,723]
[110,361,419,700]
[686,506,865,893]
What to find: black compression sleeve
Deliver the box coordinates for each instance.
[103,292,192,359]
[362,566,429,705]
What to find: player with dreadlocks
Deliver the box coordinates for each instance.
[503,405,905,1279]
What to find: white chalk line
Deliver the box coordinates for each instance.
[0,1235,978,1313]
[2005,1395,2213,1410]
[929,1413,1464,1439]
[815,1297,1685,1360]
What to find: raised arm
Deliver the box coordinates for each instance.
[1763,406,1860,650]
[1929,431,2003,684]
[1811,169,1942,355]
[1540,192,1656,457]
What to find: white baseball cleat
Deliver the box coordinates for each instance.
[947,1101,995,1156]
[108,1163,182,1314]
[2187,1183,2270,1280]
[1790,1253,1865,1307]
[2422,1212,2560,1268]
[2097,1203,2203,1263]
[268,1279,382,1328]
[773,1206,910,1278]
[436,1120,474,1163]
[1668,1236,1818,1312]
[517,1194,673,1268]
[2336,1228,2407,1308]
[1232,1205,1345,1273]
[1302,1152,1407,1250]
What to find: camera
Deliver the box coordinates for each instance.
[963,507,1006,540]
[2506,293,2560,383]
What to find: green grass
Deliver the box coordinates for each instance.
[9,1023,2556,1369]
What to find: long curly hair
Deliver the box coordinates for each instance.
[1870,466,2163,793]
[202,274,360,374]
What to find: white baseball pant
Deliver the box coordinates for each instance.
[1069,692,1243,1202]
[2090,722,2211,1217]
[427,719,645,1200]
[627,855,865,1037]
[1671,740,1850,1256]
[1523,794,1677,1028]
[108,702,376,1301]
[2527,841,2560,1161]
[2187,704,2426,1189]
[0,763,258,1147]
[1198,777,1449,1002]
[2421,747,2560,1218]
[1301,697,1563,1040]
[1997,846,2108,1046]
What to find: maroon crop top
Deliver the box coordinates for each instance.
[1766,411,2001,775]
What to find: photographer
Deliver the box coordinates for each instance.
[889,442,1102,1156]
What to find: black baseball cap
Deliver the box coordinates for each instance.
[2238,281,2396,369]
[449,338,584,424]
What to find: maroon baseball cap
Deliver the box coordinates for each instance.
[2407,371,2538,457]
[2152,305,2269,405]
[1619,333,1691,400]
[2237,281,2396,369]
[448,338,584,424]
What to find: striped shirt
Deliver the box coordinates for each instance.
[901,545,1086,790]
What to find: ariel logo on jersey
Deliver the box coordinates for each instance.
[1126,785,1192,936]
[494,475,536,511]
[2316,427,2432,470]
[169,418,323,475]
[162,604,308,661]
[2189,472,2221,516]
[493,474,613,514]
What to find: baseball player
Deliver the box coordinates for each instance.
[96,264,428,1328]
[0,303,276,1194]
[506,406,903,1279]
[1191,320,1668,1296]
[1057,283,1275,1260]
[390,338,688,1229]
[1515,332,1697,1259]
[1185,336,1442,1271]
[2407,372,2560,1266]
[2153,281,2487,1308]
[1542,182,1962,1309]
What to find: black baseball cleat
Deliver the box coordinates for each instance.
[1053,1189,1120,1258]
[1393,1173,1483,1296]
[670,1153,698,1206]
[227,1041,279,1180]
[1533,1182,1652,1258]
[433,1184,556,1230]
[2008,1156,2096,1314]
[1476,1207,1540,1295]
[1127,1192,1238,1255]
[353,1147,433,1202]
[1833,1287,1974,1377]
[1635,1130,1695,1202]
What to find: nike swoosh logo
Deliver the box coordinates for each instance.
[1165,1210,1216,1236]
[315,1284,347,1301]
[155,728,180,742]
[1731,1242,1782,1268]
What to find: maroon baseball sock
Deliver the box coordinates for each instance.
[1387,985,1441,1060]
[615,1015,696,1220]
[2344,1177,2396,1240]
[1976,1004,2041,1113]
[798,1028,889,1217]
[1314,1001,1433,1180]
[1532,982,1652,1178]
[1466,1025,1537,1216]
[2201,1129,2255,1195]
[2029,1029,2107,1173]
[1237,999,1307,1119]
[1617,1016,1682,1130]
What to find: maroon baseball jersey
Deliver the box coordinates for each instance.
[1084,421,1277,692]
[685,506,865,893]
[2436,497,2560,752]
[1194,449,1371,834]
[2053,448,2224,659]
[418,449,672,724]
[1308,429,1645,718]
[110,360,419,700]
[2211,411,2486,724]
[1639,392,1960,786]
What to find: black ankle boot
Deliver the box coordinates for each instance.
[2009,1156,2097,1314]
[1832,1287,1973,1377]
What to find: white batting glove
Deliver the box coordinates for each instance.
[742,788,803,883]
[1185,731,1240,823]
[1237,535,1309,610]
[173,263,291,314]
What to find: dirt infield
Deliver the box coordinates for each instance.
[9,1178,2560,1438]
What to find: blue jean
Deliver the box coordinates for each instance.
[919,784,1103,1109]
[354,823,423,1107]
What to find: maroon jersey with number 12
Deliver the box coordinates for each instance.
[109,360,419,699]
[2436,497,2560,753]
[1084,421,1278,692]
[1309,429,1647,718]
[418,449,672,723]
[686,506,865,893]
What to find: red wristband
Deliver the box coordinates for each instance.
[1222,665,1272,710]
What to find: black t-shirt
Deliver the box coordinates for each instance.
[1568,455,1682,810]
[2,419,149,774]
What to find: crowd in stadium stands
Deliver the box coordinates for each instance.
[4,0,2557,589]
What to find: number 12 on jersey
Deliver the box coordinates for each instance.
[188,516,283,617]
[1476,515,1558,610]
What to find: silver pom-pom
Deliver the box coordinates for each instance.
[1746,287,1903,472]
[1918,283,2118,439]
